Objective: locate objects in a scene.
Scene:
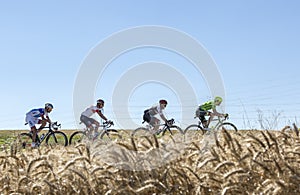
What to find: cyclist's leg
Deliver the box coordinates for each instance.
[80,115,94,137]
[89,118,100,136]
[199,110,208,128]
[37,119,47,131]
[80,115,93,128]
[26,115,38,146]
[150,117,160,133]
[207,112,216,128]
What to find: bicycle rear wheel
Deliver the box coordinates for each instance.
[131,127,154,150]
[100,129,122,141]
[183,124,205,142]
[184,124,205,134]
[46,131,68,147]
[17,133,32,149]
[217,122,238,132]
[69,131,88,145]
[131,127,153,137]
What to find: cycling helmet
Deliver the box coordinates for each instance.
[214,96,223,103]
[45,103,54,109]
[159,99,168,105]
[97,99,104,104]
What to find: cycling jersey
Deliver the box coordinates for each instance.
[26,108,48,118]
[25,108,49,128]
[149,104,164,116]
[199,100,216,111]
[81,106,104,117]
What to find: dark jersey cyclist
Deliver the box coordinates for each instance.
[143,99,169,133]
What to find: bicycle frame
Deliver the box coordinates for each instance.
[199,116,227,130]
[184,114,237,134]
[157,121,175,134]
[71,121,116,143]
[81,121,113,134]
[20,121,67,148]
[35,122,61,145]
[145,119,182,135]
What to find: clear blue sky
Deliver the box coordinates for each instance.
[1,0,300,130]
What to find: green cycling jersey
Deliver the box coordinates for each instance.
[199,100,216,111]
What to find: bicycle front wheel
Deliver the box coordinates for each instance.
[100,129,122,141]
[46,131,68,147]
[217,122,238,132]
[69,131,88,145]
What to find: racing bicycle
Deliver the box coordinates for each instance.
[184,114,238,134]
[18,121,68,149]
[131,118,184,138]
[69,120,121,145]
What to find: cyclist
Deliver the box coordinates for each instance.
[80,99,111,137]
[143,99,169,133]
[195,96,226,128]
[25,103,53,147]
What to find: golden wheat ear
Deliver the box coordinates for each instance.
[281,125,291,132]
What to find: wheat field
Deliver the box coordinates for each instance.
[0,126,300,194]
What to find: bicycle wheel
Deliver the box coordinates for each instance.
[183,124,206,142]
[184,124,205,134]
[69,131,89,145]
[217,122,238,132]
[17,133,33,149]
[100,129,122,141]
[131,127,152,137]
[131,127,155,151]
[45,131,68,147]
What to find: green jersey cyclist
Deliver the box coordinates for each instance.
[195,96,227,128]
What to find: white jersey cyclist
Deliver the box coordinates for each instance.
[81,106,104,118]
[143,99,169,132]
[149,103,165,117]
[80,99,109,130]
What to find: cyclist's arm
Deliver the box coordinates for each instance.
[41,114,51,123]
[212,108,225,117]
[97,110,108,121]
[154,105,167,123]
[158,107,168,123]
[159,113,168,123]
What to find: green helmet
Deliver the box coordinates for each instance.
[214,96,223,103]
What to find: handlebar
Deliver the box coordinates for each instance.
[224,113,229,120]
[51,122,61,130]
[103,120,114,128]
[165,118,175,126]
[216,114,229,122]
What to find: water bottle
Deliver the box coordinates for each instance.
[40,134,45,140]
